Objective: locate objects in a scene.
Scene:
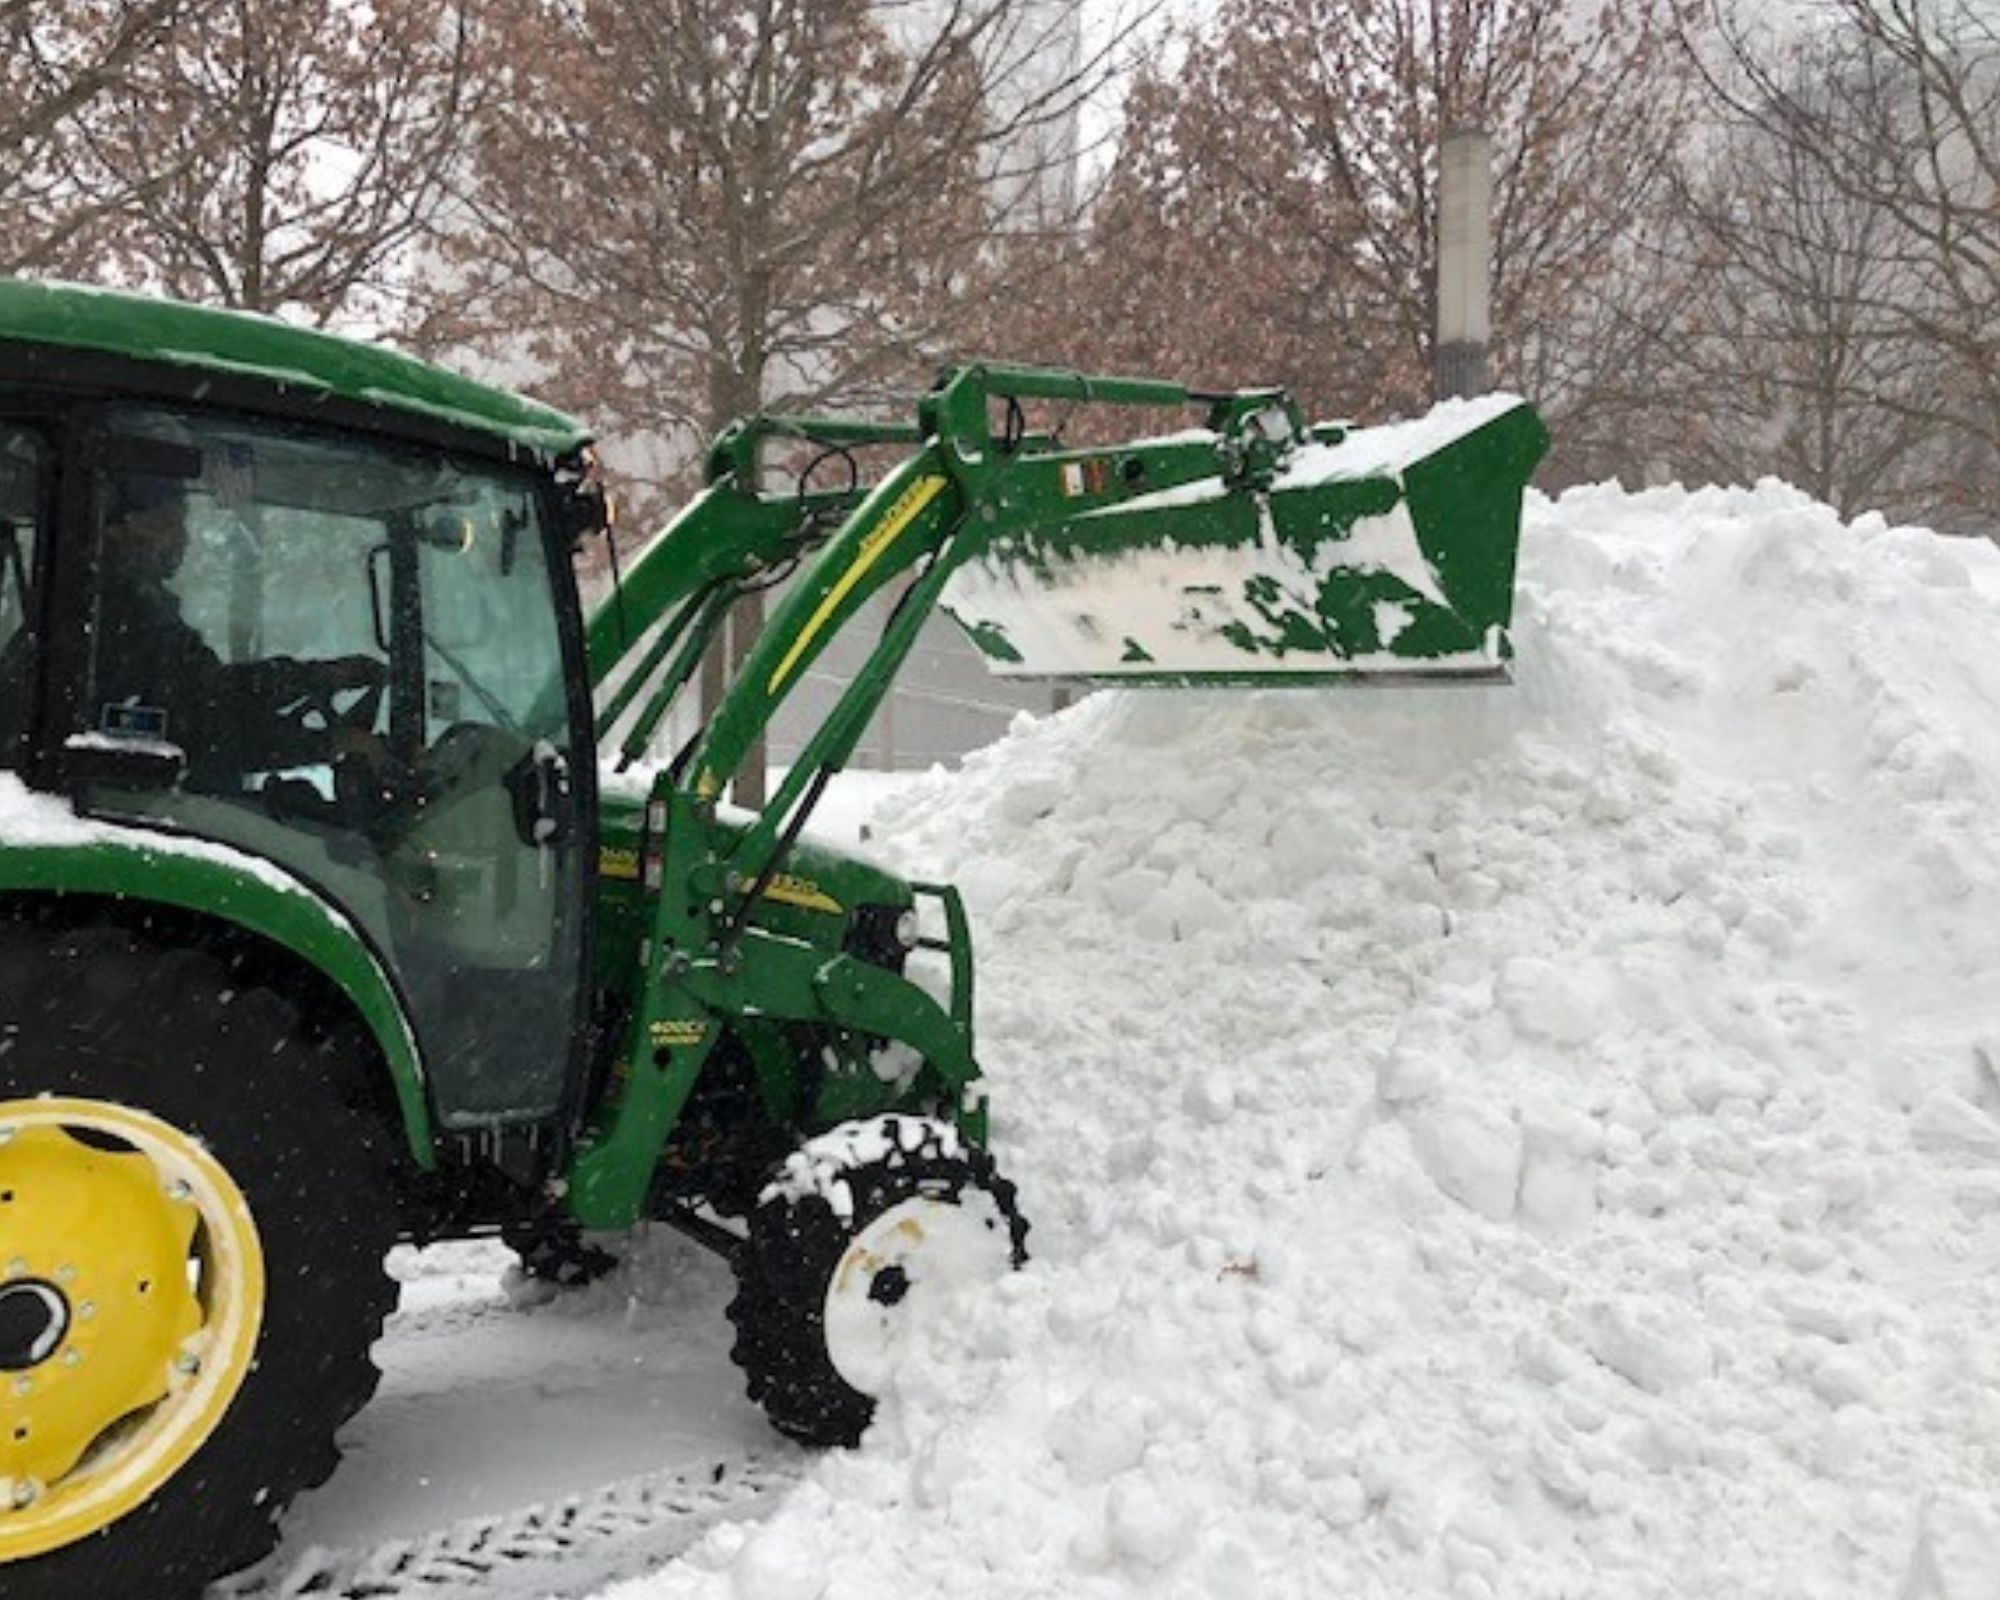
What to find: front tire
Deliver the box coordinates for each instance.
[726,1115,1027,1448]
[0,920,401,1600]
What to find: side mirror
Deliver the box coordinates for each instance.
[557,483,612,546]
[553,447,612,546]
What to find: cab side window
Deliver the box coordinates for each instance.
[89,416,388,795]
[0,428,43,767]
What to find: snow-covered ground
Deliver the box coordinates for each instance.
[241,478,2000,1598]
[273,1237,768,1548]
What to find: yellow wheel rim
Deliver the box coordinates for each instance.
[0,1098,265,1561]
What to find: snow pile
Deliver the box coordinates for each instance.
[624,481,2000,1599]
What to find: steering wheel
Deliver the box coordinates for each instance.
[305,677,386,740]
[262,673,396,829]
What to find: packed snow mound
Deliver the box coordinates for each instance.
[624,481,2000,1600]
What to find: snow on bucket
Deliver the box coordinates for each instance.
[940,394,1547,684]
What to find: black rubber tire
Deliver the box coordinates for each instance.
[725,1116,1028,1449]
[0,918,402,1600]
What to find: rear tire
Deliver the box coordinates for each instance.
[0,919,401,1600]
[726,1115,1027,1448]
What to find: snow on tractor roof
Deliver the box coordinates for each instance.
[0,278,590,460]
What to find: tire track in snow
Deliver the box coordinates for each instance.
[373,1289,518,1344]
[210,1456,799,1600]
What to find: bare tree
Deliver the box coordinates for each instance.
[1642,48,1939,513]
[1694,0,2000,524]
[0,0,194,273]
[78,0,483,325]
[430,0,1145,498]
[433,0,1146,804]
[987,0,1696,471]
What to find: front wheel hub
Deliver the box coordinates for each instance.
[822,1191,1016,1397]
[0,1098,266,1562]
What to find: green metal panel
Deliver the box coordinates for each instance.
[565,777,976,1228]
[0,278,588,460]
[0,840,435,1167]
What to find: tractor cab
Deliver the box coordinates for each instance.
[0,280,605,1133]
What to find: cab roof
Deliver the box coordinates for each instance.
[0,278,591,460]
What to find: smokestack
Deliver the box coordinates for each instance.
[1435,126,1492,400]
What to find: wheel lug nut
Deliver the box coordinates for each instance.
[3,1258,23,1280]
[164,1179,193,1202]
[10,1478,39,1509]
[54,1264,75,1284]
[76,1300,95,1321]
[175,1352,201,1377]
[10,1376,30,1397]
[61,1350,80,1368]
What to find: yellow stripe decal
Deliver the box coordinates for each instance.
[768,474,949,694]
[761,874,845,915]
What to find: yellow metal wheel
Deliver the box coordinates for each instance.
[0,923,398,1600]
[0,1098,266,1562]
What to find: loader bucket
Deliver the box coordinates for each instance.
[941,394,1548,683]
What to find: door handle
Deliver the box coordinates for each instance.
[506,741,574,848]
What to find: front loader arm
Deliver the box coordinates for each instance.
[685,452,963,844]
[572,379,1241,1226]
[593,365,1296,794]
[678,368,1288,887]
[583,482,819,691]
[569,364,1543,1226]
[583,413,927,693]
[585,417,927,772]
[597,360,1540,909]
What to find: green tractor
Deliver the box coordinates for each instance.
[0,280,1545,1596]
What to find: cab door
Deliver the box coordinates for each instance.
[78,405,592,1128]
[380,465,592,1121]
